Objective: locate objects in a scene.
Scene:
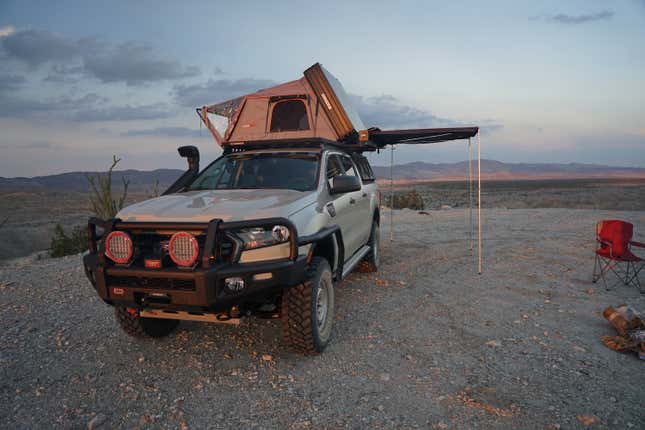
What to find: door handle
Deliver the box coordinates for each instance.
[349,198,356,204]
[362,192,367,198]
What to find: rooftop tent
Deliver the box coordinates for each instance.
[197,62,479,150]
[198,63,365,147]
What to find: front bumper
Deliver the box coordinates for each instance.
[83,217,308,313]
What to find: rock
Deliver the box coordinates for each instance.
[577,415,598,426]
[87,413,107,429]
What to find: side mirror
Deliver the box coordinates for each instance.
[330,175,361,194]
[178,145,200,171]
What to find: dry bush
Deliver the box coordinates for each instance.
[50,224,87,257]
[86,155,130,219]
[387,189,425,210]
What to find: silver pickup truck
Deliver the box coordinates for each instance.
[83,142,380,354]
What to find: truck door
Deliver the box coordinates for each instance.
[325,154,361,259]
[338,154,371,247]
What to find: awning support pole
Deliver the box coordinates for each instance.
[468,138,473,252]
[390,144,395,242]
[477,132,482,274]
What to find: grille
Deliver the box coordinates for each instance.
[130,231,207,268]
[107,276,196,291]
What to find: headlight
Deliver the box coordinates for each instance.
[236,225,290,250]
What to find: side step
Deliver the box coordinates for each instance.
[140,309,241,325]
[341,245,371,279]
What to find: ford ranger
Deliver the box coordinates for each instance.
[83,142,380,354]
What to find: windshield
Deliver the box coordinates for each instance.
[188,152,320,192]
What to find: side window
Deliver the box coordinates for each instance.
[340,155,358,178]
[326,155,344,188]
[351,154,375,182]
[270,100,310,132]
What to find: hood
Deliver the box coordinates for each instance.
[117,189,318,223]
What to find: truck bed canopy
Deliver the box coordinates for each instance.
[197,63,479,151]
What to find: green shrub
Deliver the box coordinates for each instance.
[50,224,88,257]
[387,189,425,210]
[86,155,130,219]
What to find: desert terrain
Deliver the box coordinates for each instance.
[2,178,645,260]
[1,207,644,429]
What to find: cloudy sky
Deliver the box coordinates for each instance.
[1,0,644,177]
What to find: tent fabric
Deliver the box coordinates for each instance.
[199,64,364,147]
[206,96,244,118]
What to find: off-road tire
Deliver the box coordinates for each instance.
[281,257,334,354]
[358,220,380,273]
[114,307,179,338]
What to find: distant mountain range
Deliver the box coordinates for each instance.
[371,160,645,181]
[0,169,184,192]
[1,160,644,192]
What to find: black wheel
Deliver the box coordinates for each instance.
[114,307,179,338]
[358,220,380,273]
[282,257,334,354]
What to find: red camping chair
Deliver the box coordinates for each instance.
[592,220,644,293]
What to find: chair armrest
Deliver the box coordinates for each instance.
[596,237,613,257]
[630,240,645,248]
[597,237,612,247]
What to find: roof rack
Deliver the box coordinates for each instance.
[223,138,378,154]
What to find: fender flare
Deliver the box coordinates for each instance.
[298,225,345,280]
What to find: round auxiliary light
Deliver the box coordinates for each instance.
[105,231,133,264]
[169,231,199,267]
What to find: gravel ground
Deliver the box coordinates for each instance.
[1,208,644,429]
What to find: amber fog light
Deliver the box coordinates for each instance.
[169,231,199,267]
[105,231,133,264]
[144,259,162,269]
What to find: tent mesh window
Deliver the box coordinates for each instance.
[270,99,310,132]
